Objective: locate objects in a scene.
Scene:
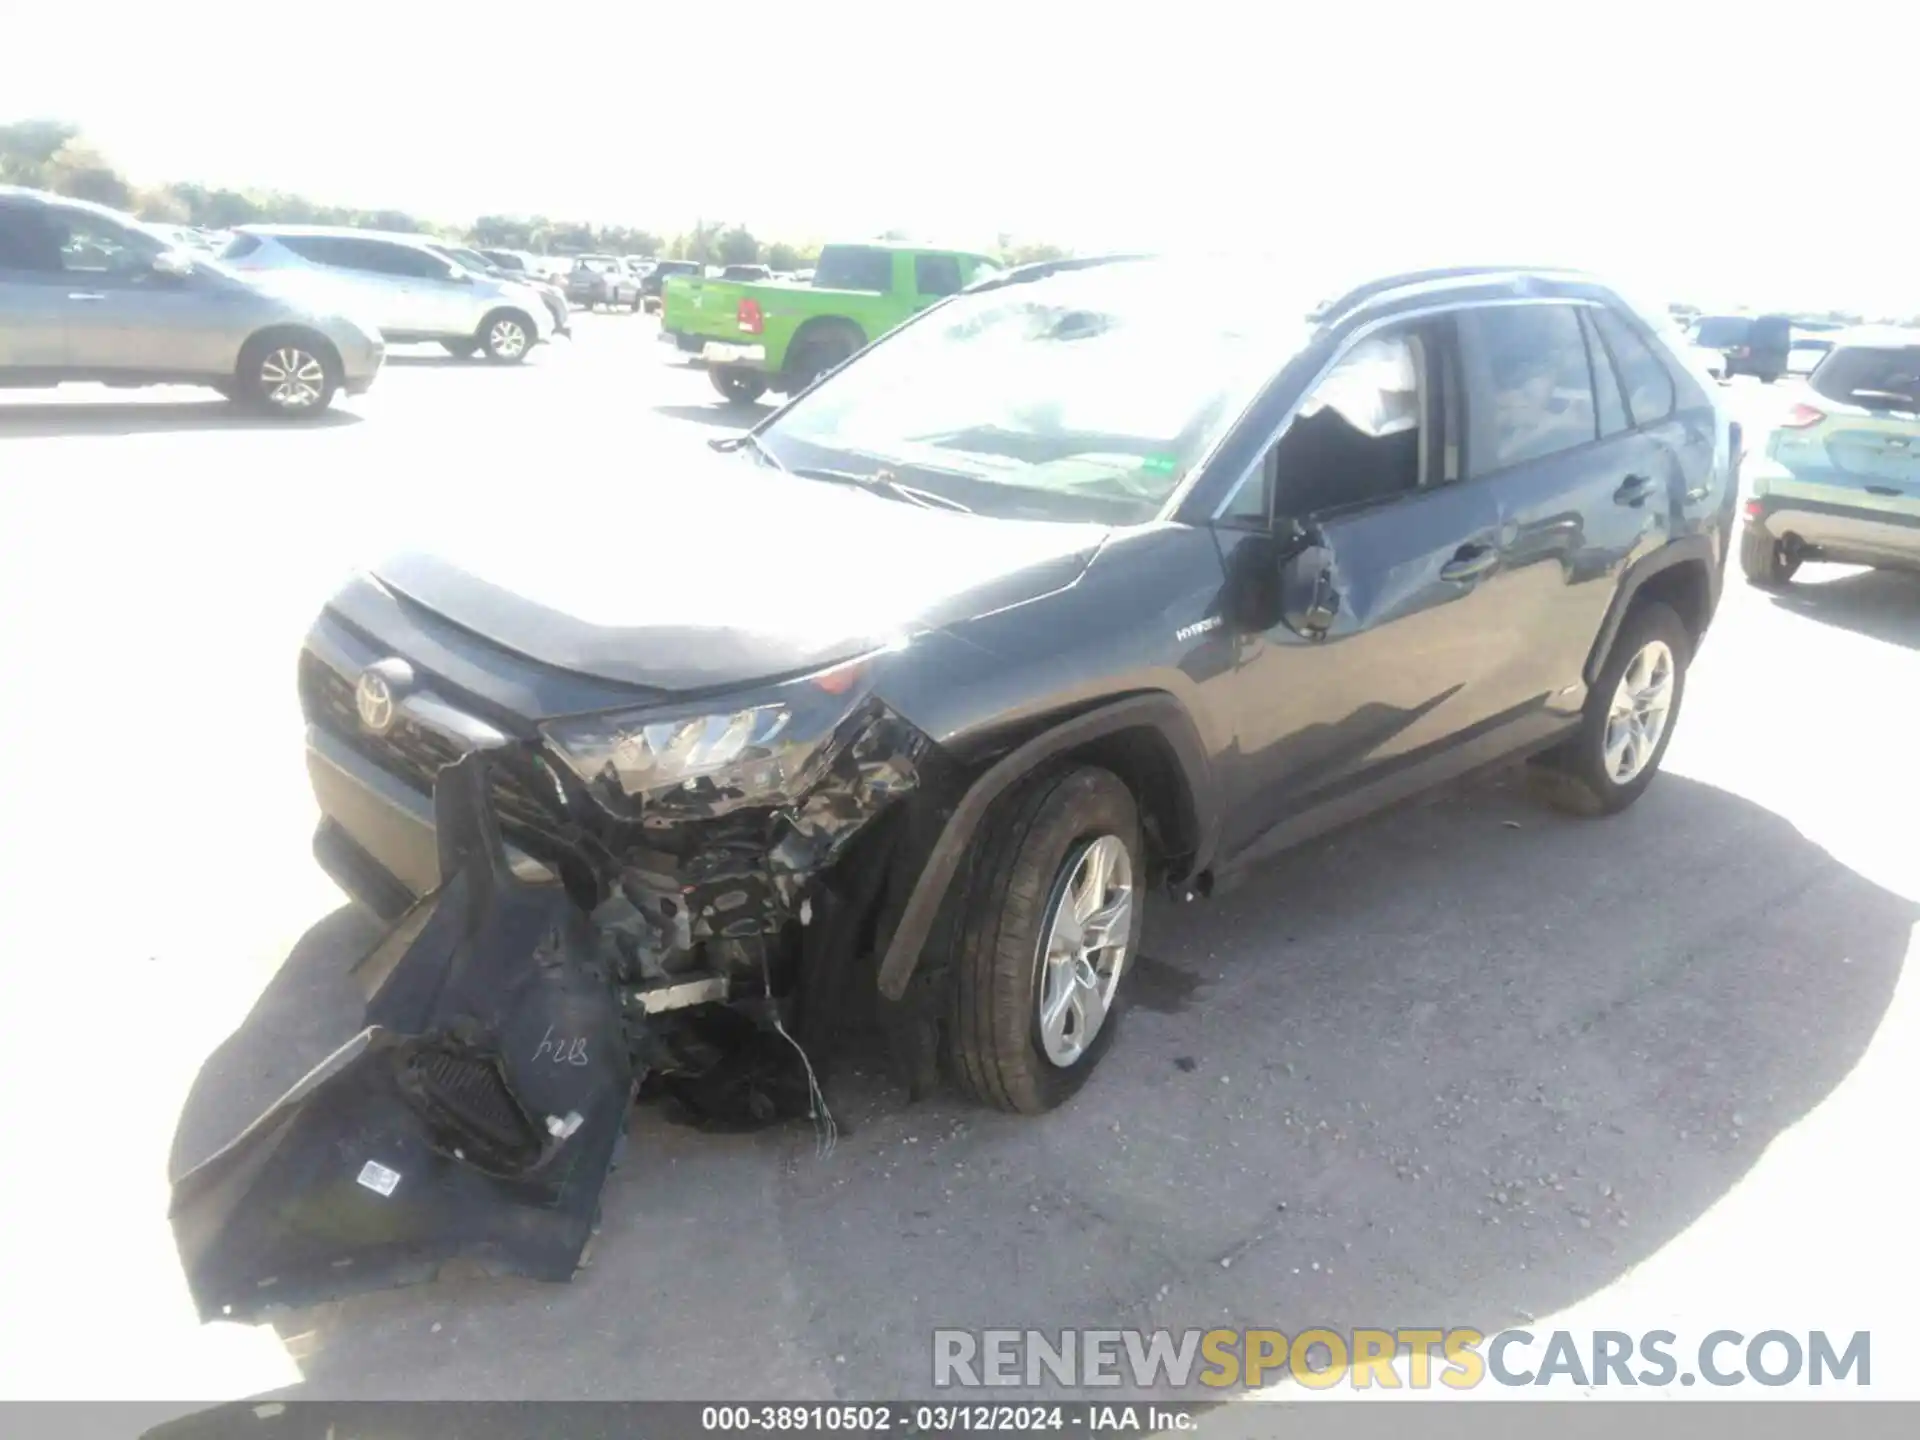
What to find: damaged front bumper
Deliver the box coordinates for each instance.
[175,686,946,1320]
[171,757,633,1322]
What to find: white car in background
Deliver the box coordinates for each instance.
[219,225,555,362]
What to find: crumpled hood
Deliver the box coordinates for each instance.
[368,452,1106,693]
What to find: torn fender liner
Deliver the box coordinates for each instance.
[170,753,633,1322]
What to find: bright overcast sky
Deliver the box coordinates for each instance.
[7,0,1915,315]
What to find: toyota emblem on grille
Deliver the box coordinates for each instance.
[355,671,396,733]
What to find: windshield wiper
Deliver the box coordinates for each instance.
[711,434,973,512]
[709,431,785,468]
[791,465,973,513]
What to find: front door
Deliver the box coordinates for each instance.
[1215,315,1526,859]
[0,200,70,370]
[46,204,240,376]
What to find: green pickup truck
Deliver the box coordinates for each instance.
[659,240,1002,404]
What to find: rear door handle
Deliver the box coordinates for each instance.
[1439,543,1498,583]
[1614,474,1657,506]
[67,291,107,301]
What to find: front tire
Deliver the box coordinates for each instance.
[480,310,534,364]
[947,766,1143,1114]
[1529,601,1690,817]
[233,332,338,416]
[1739,525,1799,587]
[709,366,769,405]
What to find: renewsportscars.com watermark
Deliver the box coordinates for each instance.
[933,1327,1872,1391]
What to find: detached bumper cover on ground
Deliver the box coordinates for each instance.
[170,757,633,1322]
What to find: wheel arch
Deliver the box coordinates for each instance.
[1581,538,1717,687]
[874,693,1216,1002]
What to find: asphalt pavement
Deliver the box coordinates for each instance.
[0,320,1914,1410]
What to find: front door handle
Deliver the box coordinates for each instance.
[1439,543,1498,583]
[1865,485,1902,497]
[67,291,107,301]
[1614,474,1657,506]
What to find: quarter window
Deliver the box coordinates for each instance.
[1458,304,1598,475]
[1591,307,1676,425]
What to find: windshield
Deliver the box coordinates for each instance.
[760,261,1302,524]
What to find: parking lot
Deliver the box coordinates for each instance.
[2,314,1917,1406]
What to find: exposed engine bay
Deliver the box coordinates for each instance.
[172,696,951,1323]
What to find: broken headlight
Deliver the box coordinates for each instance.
[540,658,874,817]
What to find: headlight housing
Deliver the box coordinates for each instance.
[540,658,875,819]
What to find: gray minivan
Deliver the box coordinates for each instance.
[0,187,384,416]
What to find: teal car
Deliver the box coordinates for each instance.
[1740,328,1920,585]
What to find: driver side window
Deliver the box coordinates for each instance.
[1268,322,1451,520]
[50,207,162,280]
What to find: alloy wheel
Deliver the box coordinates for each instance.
[259,347,326,409]
[1604,640,1675,784]
[1033,835,1134,1067]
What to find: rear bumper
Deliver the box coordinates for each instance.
[700,341,767,368]
[1746,496,1920,565]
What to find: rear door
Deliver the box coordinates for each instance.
[275,235,411,332]
[1454,301,1666,715]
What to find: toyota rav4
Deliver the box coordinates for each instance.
[173,259,1738,1321]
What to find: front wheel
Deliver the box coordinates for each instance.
[709,366,769,406]
[1740,525,1799,588]
[1529,601,1690,817]
[233,333,337,416]
[947,766,1143,1114]
[480,311,534,363]
[628,291,643,313]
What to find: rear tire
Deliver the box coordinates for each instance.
[1528,601,1690,817]
[442,340,478,359]
[1740,525,1799,587]
[479,310,535,364]
[709,366,769,406]
[233,331,338,417]
[784,322,863,393]
[946,766,1143,1114]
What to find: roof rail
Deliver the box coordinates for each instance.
[1312,265,1588,323]
[963,252,1156,294]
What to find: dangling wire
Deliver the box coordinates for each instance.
[760,939,837,1159]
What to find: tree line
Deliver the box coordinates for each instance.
[1,119,1073,270]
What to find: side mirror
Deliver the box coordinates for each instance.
[152,249,195,279]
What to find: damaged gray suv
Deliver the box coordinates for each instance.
[174,259,1739,1320]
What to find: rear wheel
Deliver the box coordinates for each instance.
[947,766,1143,1114]
[784,323,863,393]
[442,340,478,359]
[480,310,534,363]
[628,290,643,313]
[1529,601,1690,817]
[1740,526,1799,587]
[709,366,769,406]
[233,332,338,416]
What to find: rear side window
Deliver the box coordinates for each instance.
[279,235,363,268]
[220,232,262,260]
[914,253,964,297]
[1457,304,1598,475]
[813,245,894,292]
[0,204,59,271]
[1812,345,1920,412]
[1591,307,1676,425]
